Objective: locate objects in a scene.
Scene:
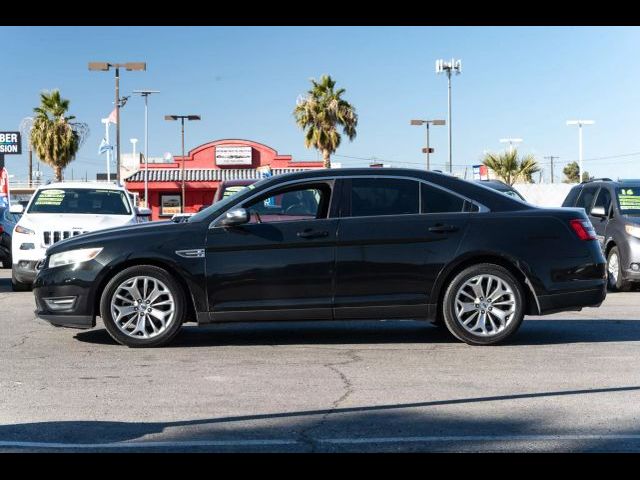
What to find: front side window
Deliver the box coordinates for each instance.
[421,183,466,213]
[349,178,419,217]
[575,186,598,213]
[28,189,132,215]
[593,187,612,214]
[244,184,331,224]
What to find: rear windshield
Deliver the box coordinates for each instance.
[617,187,640,216]
[28,189,132,215]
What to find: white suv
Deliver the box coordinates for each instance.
[11,182,150,291]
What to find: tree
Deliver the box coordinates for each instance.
[30,90,89,181]
[562,161,590,183]
[482,149,541,185]
[293,75,358,168]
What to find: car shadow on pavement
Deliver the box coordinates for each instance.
[2,385,640,452]
[74,318,640,347]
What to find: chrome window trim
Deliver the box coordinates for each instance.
[209,174,489,229]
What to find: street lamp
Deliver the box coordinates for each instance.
[88,62,146,182]
[435,58,462,173]
[410,119,446,170]
[499,138,523,154]
[133,90,160,207]
[566,120,595,183]
[165,115,201,213]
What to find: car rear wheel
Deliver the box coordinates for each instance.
[442,263,525,345]
[607,246,632,292]
[100,265,186,347]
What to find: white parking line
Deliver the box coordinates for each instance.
[2,434,640,449]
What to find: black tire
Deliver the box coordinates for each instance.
[442,263,525,346]
[11,269,31,291]
[607,246,632,292]
[100,265,186,348]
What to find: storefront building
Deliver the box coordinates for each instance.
[124,139,324,221]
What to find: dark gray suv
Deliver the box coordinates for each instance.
[562,179,640,291]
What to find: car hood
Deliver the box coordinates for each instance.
[20,213,135,232]
[45,219,179,254]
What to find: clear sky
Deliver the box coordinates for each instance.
[1,26,640,183]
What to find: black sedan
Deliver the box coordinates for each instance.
[33,168,607,347]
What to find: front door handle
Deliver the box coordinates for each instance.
[428,224,458,233]
[297,229,329,239]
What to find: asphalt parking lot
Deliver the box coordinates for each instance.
[1,268,640,452]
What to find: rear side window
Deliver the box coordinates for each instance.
[593,187,612,214]
[349,178,419,217]
[562,186,582,207]
[421,183,466,213]
[575,186,598,213]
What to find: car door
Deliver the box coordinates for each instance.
[590,186,612,249]
[333,176,472,320]
[205,180,338,321]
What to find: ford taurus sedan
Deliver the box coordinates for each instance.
[33,168,607,347]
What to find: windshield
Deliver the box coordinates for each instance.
[189,177,273,223]
[500,189,526,201]
[28,188,132,215]
[617,187,640,216]
[221,185,249,198]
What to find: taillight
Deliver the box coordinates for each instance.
[570,218,597,241]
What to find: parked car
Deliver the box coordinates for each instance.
[33,168,606,347]
[0,206,22,268]
[562,178,640,291]
[11,182,151,291]
[475,179,527,202]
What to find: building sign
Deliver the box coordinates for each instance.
[215,145,252,166]
[0,132,21,154]
[473,164,489,180]
[160,194,182,216]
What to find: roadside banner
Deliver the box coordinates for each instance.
[0,167,10,208]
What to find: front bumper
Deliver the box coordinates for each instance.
[33,262,99,329]
[13,260,40,284]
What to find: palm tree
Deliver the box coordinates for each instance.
[30,90,89,181]
[482,149,540,185]
[293,75,358,168]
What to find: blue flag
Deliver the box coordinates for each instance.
[99,138,113,155]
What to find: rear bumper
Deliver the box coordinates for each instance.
[537,285,607,315]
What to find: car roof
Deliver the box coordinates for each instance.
[36,182,126,191]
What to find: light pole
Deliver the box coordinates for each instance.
[410,119,446,170]
[165,115,201,213]
[88,62,146,182]
[133,90,160,207]
[436,58,462,173]
[566,120,595,183]
[499,138,523,154]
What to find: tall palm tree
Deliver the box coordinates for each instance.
[293,75,358,168]
[30,90,89,181]
[482,149,540,185]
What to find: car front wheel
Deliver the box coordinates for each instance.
[100,265,186,347]
[442,263,525,345]
[607,246,632,292]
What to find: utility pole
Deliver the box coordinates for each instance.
[436,58,462,173]
[544,156,559,184]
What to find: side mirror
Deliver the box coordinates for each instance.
[135,206,152,217]
[9,204,24,214]
[590,206,607,218]
[219,208,249,227]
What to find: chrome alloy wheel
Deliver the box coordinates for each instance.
[110,276,176,339]
[454,274,516,337]
[608,252,619,284]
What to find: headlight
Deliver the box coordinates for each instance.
[625,224,640,239]
[49,248,103,268]
[15,225,35,235]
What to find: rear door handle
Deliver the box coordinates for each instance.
[428,224,458,233]
[297,229,329,239]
